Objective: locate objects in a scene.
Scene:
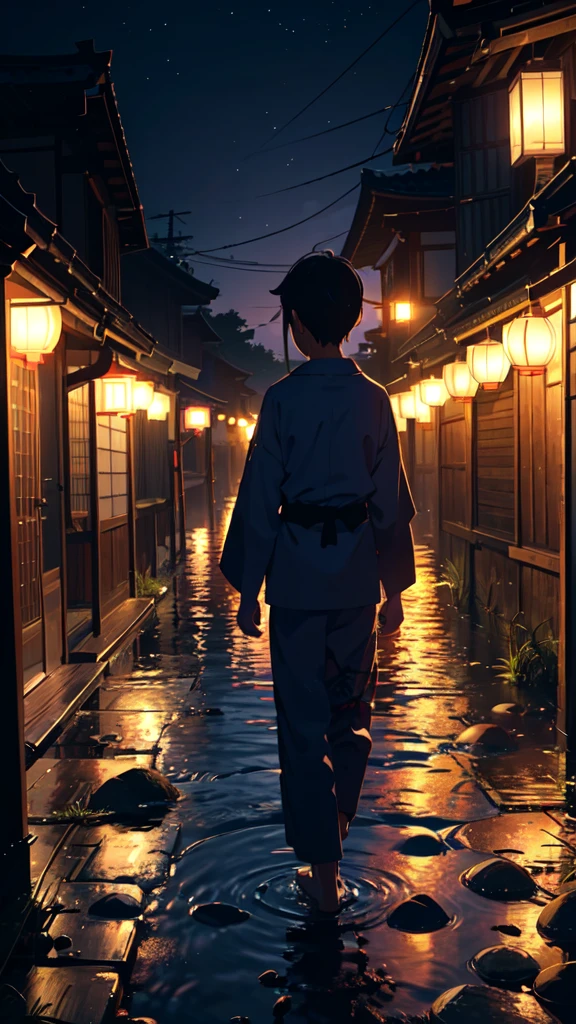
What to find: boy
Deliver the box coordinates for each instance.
[220,251,416,913]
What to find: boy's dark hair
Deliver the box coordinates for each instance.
[270,251,364,366]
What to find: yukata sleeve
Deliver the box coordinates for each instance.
[368,393,416,598]
[219,389,284,604]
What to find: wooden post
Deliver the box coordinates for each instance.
[88,381,102,636]
[126,416,137,598]
[58,342,69,664]
[561,280,575,812]
[0,274,31,904]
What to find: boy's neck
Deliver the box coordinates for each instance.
[308,343,344,361]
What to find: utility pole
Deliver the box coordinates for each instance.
[148,210,194,257]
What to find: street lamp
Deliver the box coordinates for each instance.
[443,360,479,402]
[509,65,565,165]
[467,340,511,391]
[10,300,62,366]
[503,306,556,376]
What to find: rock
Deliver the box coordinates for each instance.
[272,995,292,1017]
[258,970,283,987]
[99,733,123,743]
[470,945,540,985]
[89,893,142,919]
[431,984,538,1022]
[393,825,447,856]
[534,962,576,1013]
[189,902,251,927]
[455,723,517,753]
[35,931,55,955]
[491,704,523,716]
[387,893,451,933]
[491,924,522,937]
[461,857,536,901]
[53,934,72,952]
[537,890,576,946]
[88,767,180,818]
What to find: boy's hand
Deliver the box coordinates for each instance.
[379,592,404,636]
[237,598,262,638]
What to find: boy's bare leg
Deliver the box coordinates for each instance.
[296,861,343,913]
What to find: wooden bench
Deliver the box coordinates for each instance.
[25,663,106,755]
[70,598,155,663]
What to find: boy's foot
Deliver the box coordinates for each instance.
[295,866,345,913]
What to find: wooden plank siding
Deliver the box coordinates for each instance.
[474,379,515,539]
[440,400,468,527]
[519,376,562,552]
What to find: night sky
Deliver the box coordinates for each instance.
[3,1,427,357]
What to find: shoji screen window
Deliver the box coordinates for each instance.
[97,415,128,521]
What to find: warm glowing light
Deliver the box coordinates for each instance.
[398,391,416,419]
[245,424,255,441]
[132,381,155,410]
[419,376,449,407]
[98,375,135,416]
[184,406,210,430]
[147,391,170,420]
[237,417,249,427]
[10,300,62,365]
[389,394,407,432]
[467,341,511,390]
[228,417,236,426]
[217,413,226,421]
[411,384,431,424]
[391,301,412,323]
[509,67,565,165]
[443,361,479,402]
[503,307,556,376]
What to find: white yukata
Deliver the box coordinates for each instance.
[220,357,416,864]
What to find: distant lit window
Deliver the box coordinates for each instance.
[97,416,128,521]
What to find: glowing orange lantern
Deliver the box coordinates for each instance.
[509,67,565,165]
[411,384,431,424]
[502,306,556,376]
[245,423,255,441]
[237,417,249,428]
[391,301,412,323]
[147,391,170,421]
[184,406,210,430]
[97,371,136,416]
[228,417,236,426]
[398,391,416,419]
[466,340,510,390]
[10,300,62,366]
[389,394,407,432]
[419,376,449,407]
[217,413,226,421]
[443,361,479,402]
[132,381,155,410]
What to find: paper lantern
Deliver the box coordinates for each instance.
[228,416,236,426]
[398,391,416,419]
[245,423,255,441]
[391,301,412,323]
[389,394,407,432]
[217,413,226,421]
[237,417,249,428]
[443,361,479,402]
[184,406,210,430]
[419,376,449,407]
[10,301,62,365]
[467,341,511,390]
[411,384,431,424]
[97,374,136,416]
[503,307,556,376]
[132,381,155,410]
[509,67,564,165]
[147,391,170,421]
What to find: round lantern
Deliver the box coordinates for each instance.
[467,340,511,390]
[147,391,170,421]
[228,416,236,426]
[184,406,210,430]
[398,391,416,420]
[502,306,556,376]
[389,394,407,432]
[10,300,62,365]
[237,417,249,428]
[132,381,155,410]
[411,384,431,424]
[217,413,226,421]
[443,361,479,402]
[419,376,449,407]
[245,423,255,441]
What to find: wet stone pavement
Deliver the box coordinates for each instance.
[31,492,576,1024]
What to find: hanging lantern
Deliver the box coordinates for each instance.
[391,301,412,323]
[217,413,226,421]
[228,416,236,426]
[389,394,407,432]
[411,384,431,424]
[419,376,449,407]
[443,361,479,402]
[147,391,170,421]
[10,300,62,365]
[184,406,210,430]
[132,380,155,410]
[245,423,255,441]
[467,340,511,390]
[237,417,249,428]
[398,391,416,420]
[502,306,556,376]
[509,66,565,165]
[97,370,136,416]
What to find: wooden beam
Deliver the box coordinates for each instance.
[482,14,576,58]
[507,545,561,575]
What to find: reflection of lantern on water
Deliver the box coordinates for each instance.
[502,306,556,376]
[10,300,62,366]
[184,406,210,430]
[467,340,511,390]
[443,361,479,402]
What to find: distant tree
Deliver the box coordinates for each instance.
[203,308,286,392]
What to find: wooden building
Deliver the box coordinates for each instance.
[343,0,576,797]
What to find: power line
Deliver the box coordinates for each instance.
[187,254,291,269]
[312,229,349,251]
[252,0,425,153]
[258,146,393,197]
[185,257,282,274]
[248,103,408,158]
[191,183,360,254]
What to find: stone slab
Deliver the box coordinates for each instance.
[12,965,122,1023]
[50,709,176,758]
[453,748,565,810]
[27,756,153,820]
[71,821,180,892]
